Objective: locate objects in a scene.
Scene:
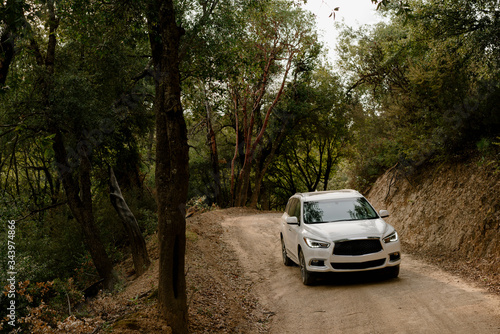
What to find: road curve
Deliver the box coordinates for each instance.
[221,212,500,334]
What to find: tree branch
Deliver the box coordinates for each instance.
[17,201,68,221]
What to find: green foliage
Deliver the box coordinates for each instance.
[183,0,322,207]
[337,0,500,188]
[265,67,350,206]
[0,209,85,284]
[2,0,498,329]
[0,0,156,309]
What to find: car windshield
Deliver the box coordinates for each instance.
[303,197,378,224]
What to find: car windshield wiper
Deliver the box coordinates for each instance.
[329,219,358,222]
[327,218,377,222]
[306,219,354,224]
[306,217,378,224]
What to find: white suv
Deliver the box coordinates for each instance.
[280,190,401,285]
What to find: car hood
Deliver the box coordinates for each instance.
[303,219,392,241]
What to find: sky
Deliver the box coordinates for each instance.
[303,0,385,61]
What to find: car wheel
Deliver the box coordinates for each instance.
[281,237,294,266]
[299,250,315,285]
[386,264,400,279]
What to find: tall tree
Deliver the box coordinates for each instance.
[146,0,189,332]
[22,0,119,289]
[53,131,117,289]
[227,0,318,206]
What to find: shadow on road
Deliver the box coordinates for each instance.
[310,269,400,287]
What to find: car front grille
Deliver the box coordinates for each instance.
[331,258,386,270]
[333,239,382,255]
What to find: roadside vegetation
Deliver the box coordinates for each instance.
[0,0,498,332]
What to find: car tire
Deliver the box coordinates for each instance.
[386,264,400,279]
[299,250,315,285]
[281,237,294,266]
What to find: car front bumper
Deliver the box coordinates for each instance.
[302,239,401,273]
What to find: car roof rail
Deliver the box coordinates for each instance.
[294,189,361,198]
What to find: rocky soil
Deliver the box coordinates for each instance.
[367,158,500,294]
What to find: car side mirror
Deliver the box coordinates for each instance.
[379,210,389,218]
[286,216,299,225]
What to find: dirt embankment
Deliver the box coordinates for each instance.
[108,208,270,334]
[367,159,500,293]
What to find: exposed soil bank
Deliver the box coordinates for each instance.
[367,159,500,293]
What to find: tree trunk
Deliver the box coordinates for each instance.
[0,30,14,86]
[231,49,294,207]
[147,0,189,332]
[204,92,222,205]
[109,167,150,276]
[0,0,25,87]
[261,183,270,210]
[235,160,252,206]
[248,122,288,208]
[323,143,334,191]
[39,3,117,290]
[53,131,116,290]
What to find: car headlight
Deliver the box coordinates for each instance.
[303,237,330,248]
[383,231,398,243]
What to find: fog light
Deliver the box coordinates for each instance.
[389,252,401,262]
[310,259,325,266]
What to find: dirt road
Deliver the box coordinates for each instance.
[220,212,500,334]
